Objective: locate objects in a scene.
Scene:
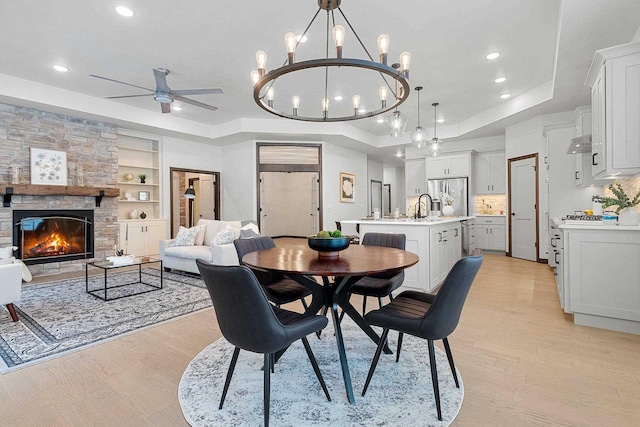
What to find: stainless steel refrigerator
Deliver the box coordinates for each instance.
[427,177,469,216]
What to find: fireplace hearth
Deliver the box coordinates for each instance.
[13,209,94,265]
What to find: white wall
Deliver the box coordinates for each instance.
[367,159,384,214]
[161,136,221,227]
[404,135,505,160]
[323,143,368,235]
[219,140,256,220]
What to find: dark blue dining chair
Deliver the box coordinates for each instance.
[196,259,331,427]
[361,250,483,421]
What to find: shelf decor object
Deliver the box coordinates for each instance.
[30,148,67,186]
[307,236,350,258]
[250,0,410,123]
[138,191,150,201]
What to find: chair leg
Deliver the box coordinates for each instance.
[361,328,390,396]
[219,347,240,409]
[427,340,442,421]
[6,304,18,322]
[396,332,404,363]
[264,353,271,427]
[362,296,367,315]
[301,297,309,310]
[442,337,459,388]
[378,297,383,308]
[301,337,331,401]
[316,306,329,339]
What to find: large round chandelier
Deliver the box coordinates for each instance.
[251,0,411,122]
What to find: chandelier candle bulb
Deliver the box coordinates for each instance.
[250,70,260,86]
[399,51,411,78]
[377,34,390,64]
[379,86,388,108]
[266,87,275,107]
[333,25,345,58]
[292,95,300,116]
[256,51,267,76]
[352,95,361,115]
[285,32,297,64]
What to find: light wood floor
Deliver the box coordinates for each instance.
[1,251,639,426]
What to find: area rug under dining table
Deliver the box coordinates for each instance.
[179,317,464,426]
[0,269,211,373]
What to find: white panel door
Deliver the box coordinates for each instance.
[199,174,216,220]
[510,157,537,261]
[261,172,319,237]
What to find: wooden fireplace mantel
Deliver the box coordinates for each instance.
[0,184,120,207]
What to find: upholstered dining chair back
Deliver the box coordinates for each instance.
[196,261,289,354]
[233,236,283,286]
[362,232,406,280]
[418,249,484,340]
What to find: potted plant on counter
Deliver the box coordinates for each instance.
[592,181,640,226]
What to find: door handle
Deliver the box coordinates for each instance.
[438,232,442,242]
[555,252,559,264]
[511,212,516,216]
[454,229,459,237]
[491,185,494,191]
[488,185,490,191]
[575,171,579,180]
[592,153,598,166]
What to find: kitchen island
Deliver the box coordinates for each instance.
[555,220,640,334]
[342,217,474,293]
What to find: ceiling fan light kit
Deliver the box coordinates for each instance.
[90,67,223,114]
[251,0,411,122]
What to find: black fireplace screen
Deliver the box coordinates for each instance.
[13,210,94,265]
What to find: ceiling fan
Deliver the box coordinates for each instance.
[90,68,223,113]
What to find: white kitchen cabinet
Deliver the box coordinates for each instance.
[566,228,640,334]
[585,42,640,179]
[573,108,610,188]
[425,152,471,179]
[119,219,167,256]
[428,223,462,289]
[475,216,506,251]
[474,152,506,194]
[404,158,426,196]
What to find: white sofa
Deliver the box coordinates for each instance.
[159,219,257,274]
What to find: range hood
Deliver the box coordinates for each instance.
[567,134,592,154]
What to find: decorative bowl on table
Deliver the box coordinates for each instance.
[307,236,350,258]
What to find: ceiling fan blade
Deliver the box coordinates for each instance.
[153,68,171,92]
[171,88,224,96]
[174,95,218,111]
[107,94,154,99]
[89,74,154,92]
[161,102,171,114]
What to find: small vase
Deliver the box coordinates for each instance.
[140,178,146,184]
[139,211,147,219]
[442,205,455,217]
[618,207,640,226]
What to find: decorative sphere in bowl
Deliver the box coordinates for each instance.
[307,236,350,258]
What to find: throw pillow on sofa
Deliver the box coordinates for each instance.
[194,224,207,246]
[213,226,235,245]
[240,222,260,239]
[171,226,200,247]
[0,246,17,260]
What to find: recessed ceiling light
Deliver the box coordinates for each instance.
[334,95,343,101]
[115,6,134,17]
[53,64,69,72]
[437,118,445,123]
[296,35,308,43]
[396,152,403,157]
[494,76,507,83]
[486,52,500,60]
[358,108,366,114]
[500,93,511,99]
[376,117,385,123]
[173,105,182,111]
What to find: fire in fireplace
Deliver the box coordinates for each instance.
[13,210,94,265]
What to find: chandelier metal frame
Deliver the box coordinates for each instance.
[252,0,411,122]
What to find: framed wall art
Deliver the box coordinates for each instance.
[138,191,150,201]
[340,172,355,203]
[30,148,68,186]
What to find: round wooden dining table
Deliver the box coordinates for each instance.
[243,244,419,404]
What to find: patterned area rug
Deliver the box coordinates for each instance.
[179,317,464,427]
[0,269,211,373]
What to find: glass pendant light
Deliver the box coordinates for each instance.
[386,110,407,137]
[428,102,442,156]
[410,86,429,148]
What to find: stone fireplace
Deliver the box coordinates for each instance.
[13,209,95,265]
[0,102,120,277]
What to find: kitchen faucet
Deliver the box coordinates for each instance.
[417,193,434,218]
[414,201,426,219]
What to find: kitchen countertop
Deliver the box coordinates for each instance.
[342,216,475,226]
[552,217,640,230]
[474,214,506,217]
